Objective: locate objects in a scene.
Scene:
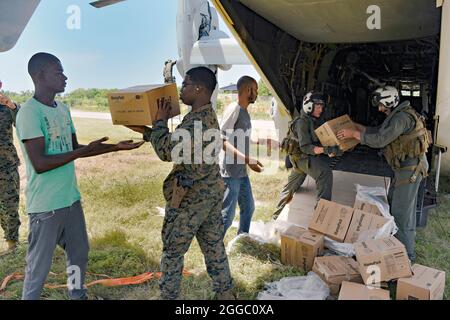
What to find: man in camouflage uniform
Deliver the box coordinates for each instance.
[273,92,341,219]
[126,67,234,300]
[0,93,21,256]
[338,86,430,261]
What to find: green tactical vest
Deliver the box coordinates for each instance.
[281,116,303,158]
[383,106,431,170]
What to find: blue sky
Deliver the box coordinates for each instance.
[0,0,259,93]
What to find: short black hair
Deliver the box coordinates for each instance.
[28,52,60,78]
[186,67,217,94]
[237,76,257,92]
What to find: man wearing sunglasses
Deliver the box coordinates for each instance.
[126,67,234,300]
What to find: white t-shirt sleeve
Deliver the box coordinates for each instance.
[220,103,240,141]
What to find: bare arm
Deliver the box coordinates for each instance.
[222,140,263,172]
[71,134,132,158]
[24,137,99,174]
[25,135,143,174]
[223,140,248,163]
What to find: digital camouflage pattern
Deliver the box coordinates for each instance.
[0,105,20,241]
[144,103,233,299]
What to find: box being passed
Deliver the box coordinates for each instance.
[315,114,359,151]
[108,83,180,126]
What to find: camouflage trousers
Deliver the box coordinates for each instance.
[0,165,20,242]
[160,193,233,300]
[273,169,306,219]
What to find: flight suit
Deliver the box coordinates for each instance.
[273,110,333,219]
[0,104,20,243]
[144,103,233,300]
[361,101,430,261]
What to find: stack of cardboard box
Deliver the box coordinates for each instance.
[279,197,446,300]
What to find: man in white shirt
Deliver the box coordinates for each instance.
[220,76,264,235]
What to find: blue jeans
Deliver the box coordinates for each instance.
[221,176,255,234]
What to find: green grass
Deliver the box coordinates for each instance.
[1,117,448,300]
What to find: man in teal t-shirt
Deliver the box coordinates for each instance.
[17,98,81,214]
[16,53,144,300]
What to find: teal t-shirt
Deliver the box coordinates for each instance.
[16,98,81,214]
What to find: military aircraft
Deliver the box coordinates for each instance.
[208,0,450,227]
[1,0,449,227]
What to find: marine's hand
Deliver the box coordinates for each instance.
[155,97,172,122]
[337,129,356,140]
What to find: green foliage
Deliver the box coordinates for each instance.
[61,88,116,111]
[1,90,33,105]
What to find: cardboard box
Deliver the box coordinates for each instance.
[338,281,390,300]
[308,199,354,242]
[315,114,360,151]
[353,199,384,216]
[344,210,389,243]
[281,226,324,272]
[108,83,180,125]
[312,256,363,295]
[354,237,412,285]
[397,264,446,300]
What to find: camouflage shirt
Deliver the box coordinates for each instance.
[0,104,20,167]
[144,103,223,203]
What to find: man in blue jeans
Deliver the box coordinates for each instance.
[220,76,264,235]
[16,53,144,300]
